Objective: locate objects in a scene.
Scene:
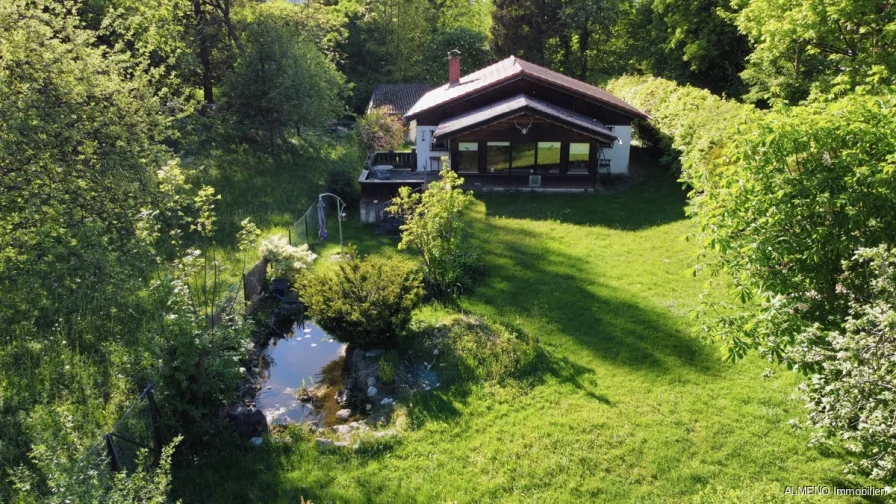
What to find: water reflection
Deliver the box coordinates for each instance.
[255,320,345,425]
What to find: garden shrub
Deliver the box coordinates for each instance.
[303,248,424,349]
[356,106,405,153]
[389,170,481,299]
[260,235,317,284]
[325,167,360,205]
[430,317,539,384]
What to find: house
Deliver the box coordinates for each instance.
[366,83,431,142]
[359,52,648,223]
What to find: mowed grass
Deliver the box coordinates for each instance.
[176,148,875,503]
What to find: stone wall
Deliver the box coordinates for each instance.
[243,258,268,315]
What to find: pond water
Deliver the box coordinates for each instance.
[255,320,345,425]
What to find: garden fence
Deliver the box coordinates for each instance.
[78,383,162,476]
[289,202,321,247]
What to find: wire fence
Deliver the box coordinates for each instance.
[288,202,321,247]
[78,384,162,477]
[288,195,346,252]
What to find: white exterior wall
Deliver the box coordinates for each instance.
[406,120,418,145]
[415,126,448,171]
[603,125,632,175]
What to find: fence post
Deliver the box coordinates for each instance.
[304,212,310,244]
[147,387,163,459]
[105,434,121,473]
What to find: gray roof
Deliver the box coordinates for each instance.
[405,56,648,121]
[433,94,618,142]
[367,83,432,116]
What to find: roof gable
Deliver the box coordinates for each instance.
[404,56,647,121]
[433,94,617,142]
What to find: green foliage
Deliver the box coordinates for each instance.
[10,437,182,504]
[389,170,481,299]
[338,0,436,111]
[303,248,424,349]
[491,0,560,64]
[685,92,896,364]
[324,167,361,206]
[433,0,492,33]
[259,236,318,284]
[605,75,758,170]
[620,0,748,96]
[734,0,896,104]
[433,317,539,384]
[422,27,493,86]
[376,351,398,384]
[547,0,629,81]
[356,106,405,153]
[223,5,345,145]
[795,246,896,482]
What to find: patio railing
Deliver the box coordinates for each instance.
[366,151,417,170]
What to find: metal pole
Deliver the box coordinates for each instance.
[338,199,344,254]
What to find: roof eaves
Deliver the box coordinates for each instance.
[434,100,618,143]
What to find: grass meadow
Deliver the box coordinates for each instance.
[175,145,875,503]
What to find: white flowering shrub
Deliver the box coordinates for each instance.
[795,245,896,482]
[260,235,317,284]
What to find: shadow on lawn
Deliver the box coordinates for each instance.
[481,147,687,231]
[468,181,717,378]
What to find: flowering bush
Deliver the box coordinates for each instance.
[356,106,405,153]
[795,246,896,481]
[259,235,317,284]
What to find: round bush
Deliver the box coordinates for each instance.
[303,250,423,349]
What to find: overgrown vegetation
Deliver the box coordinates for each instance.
[426,316,539,385]
[356,106,405,153]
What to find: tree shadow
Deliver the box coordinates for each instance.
[465,193,718,378]
[481,147,687,231]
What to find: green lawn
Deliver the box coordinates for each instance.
[177,147,873,503]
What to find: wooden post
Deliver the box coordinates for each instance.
[560,142,570,174]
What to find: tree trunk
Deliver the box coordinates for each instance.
[578,25,590,80]
[192,0,215,104]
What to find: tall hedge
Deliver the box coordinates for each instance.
[604,75,758,173]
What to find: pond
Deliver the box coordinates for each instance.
[254,320,345,426]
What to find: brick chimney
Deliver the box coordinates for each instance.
[448,50,461,86]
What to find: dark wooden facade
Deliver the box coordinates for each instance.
[448,117,605,184]
[412,78,635,127]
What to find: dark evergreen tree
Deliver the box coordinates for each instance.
[492,0,560,64]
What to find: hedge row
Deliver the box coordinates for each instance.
[604,75,759,175]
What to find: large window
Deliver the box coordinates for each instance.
[512,142,537,173]
[457,142,479,173]
[537,142,561,173]
[486,142,510,173]
[568,143,590,174]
